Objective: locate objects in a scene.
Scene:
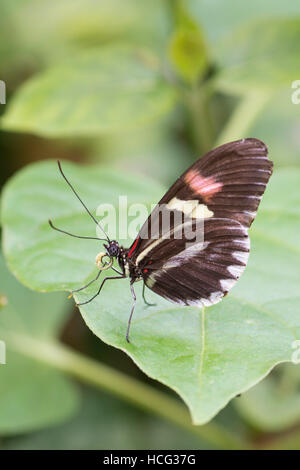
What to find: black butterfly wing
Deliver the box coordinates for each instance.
[142,218,250,306]
[128,138,273,306]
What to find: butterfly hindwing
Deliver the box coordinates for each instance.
[142,218,250,306]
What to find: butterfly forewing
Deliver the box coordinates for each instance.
[128,138,273,307]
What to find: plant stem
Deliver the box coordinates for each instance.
[6,332,248,450]
[215,90,272,146]
[186,84,214,155]
[262,429,300,450]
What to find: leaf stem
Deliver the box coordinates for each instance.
[6,332,248,450]
[186,84,214,154]
[215,90,272,146]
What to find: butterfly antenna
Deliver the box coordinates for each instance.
[57,160,110,242]
[48,219,107,242]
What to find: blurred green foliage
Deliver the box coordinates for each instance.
[1,0,300,450]
[0,255,79,434]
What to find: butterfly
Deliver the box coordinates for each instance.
[49,138,273,342]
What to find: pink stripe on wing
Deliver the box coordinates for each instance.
[184,169,223,200]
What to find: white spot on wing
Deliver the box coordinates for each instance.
[167,197,196,215]
[167,197,214,219]
[186,298,206,307]
[233,251,249,263]
[227,265,244,277]
[185,291,224,307]
[162,241,209,269]
[220,278,237,291]
[192,204,214,219]
[244,210,257,219]
[209,291,224,304]
[135,218,204,265]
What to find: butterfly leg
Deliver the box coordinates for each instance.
[142,283,156,307]
[69,264,122,297]
[76,275,124,306]
[126,282,136,344]
[69,270,102,296]
[111,266,123,275]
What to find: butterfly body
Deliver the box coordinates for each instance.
[50,138,273,342]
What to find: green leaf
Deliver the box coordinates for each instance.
[2,388,208,450]
[186,0,300,43]
[214,18,300,94]
[1,160,165,290]
[0,255,79,434]
[0,351,78,435]
[235,364,300,432]
[92,121,192,186]
[0,0,170,77]
[1,161,300,425]
[2,46,176,137]
[167,1,208,84]
[248,88,300,167]
[168,29,208,83]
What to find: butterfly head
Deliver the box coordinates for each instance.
[104,240,120,258]
[95,241,121,272]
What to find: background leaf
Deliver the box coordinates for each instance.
[1,160,165,290]
[2,388,211,450]
[214,18,300,94]
[1,46,176,137]
[0,255,79,434]
[1,161,300,425]
[186,0,300,43]
[247,88,300,167]
[234,364,300,432]
[169,29,208,84]
[0,0,170,79]
[168,4,208,85]
[91,121,192,186]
